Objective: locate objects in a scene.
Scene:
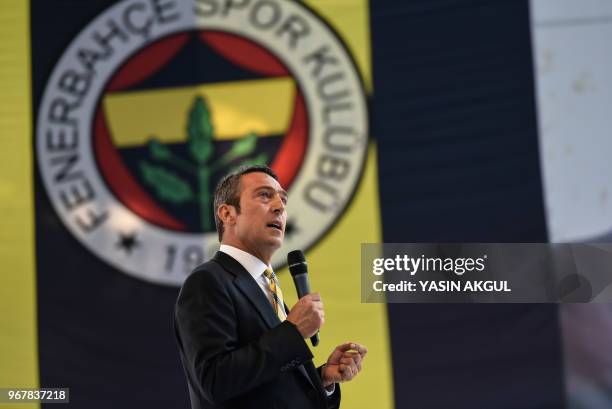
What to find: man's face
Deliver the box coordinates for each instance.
[231,172,287,261]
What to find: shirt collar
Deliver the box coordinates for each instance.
[219,244,270,281]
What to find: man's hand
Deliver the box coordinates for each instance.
[286,293,324,339]
[321,342,368,388]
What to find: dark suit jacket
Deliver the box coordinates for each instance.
[174,251,341,409]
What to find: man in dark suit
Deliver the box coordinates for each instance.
[175,165,367,409]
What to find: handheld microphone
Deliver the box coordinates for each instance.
[287,250,319,347]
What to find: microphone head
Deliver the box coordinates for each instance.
[288,250,305,265]
[287,250,307,276]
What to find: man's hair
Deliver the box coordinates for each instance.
[213,165,279,241]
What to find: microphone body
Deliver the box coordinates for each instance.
[287,250,320,347]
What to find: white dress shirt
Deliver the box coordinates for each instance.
[219,244,287,320]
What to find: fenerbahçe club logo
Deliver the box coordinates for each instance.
[36,0,368,286]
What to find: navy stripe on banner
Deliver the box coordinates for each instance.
[370,1,564,408]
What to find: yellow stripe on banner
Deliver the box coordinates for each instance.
[104,77,295,147]
[0,0,39,408]
[281,146,394,409]
[306,0,373,93]
[279,2,394,408]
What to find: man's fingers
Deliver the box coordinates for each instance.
[335,342,368,357]
[339,357,355,366]
[351,343,368,357]
[335,342,354,353]
[327,344,366,382]
[339,350,363,375]
[311,301,324,310]
[309,292,321,301]
[345,351,362,367]
[339,363,354,380]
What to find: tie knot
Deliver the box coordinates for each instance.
[263,268,275,280]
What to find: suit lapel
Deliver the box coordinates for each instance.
[213,252,280,330]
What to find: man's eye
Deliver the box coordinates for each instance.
[259,191,271,198]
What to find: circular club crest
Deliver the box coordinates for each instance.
[37,0,368,286]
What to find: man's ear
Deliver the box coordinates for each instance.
[217,204,236,226]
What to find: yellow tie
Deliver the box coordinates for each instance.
[263,268,286,321]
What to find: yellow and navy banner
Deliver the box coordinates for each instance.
[1,0,568,408]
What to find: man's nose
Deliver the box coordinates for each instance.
[271,194,285,213]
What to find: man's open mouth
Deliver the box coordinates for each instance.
[266,222,283,231]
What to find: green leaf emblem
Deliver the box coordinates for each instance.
[139,161,194,204]
[187,96,214,164]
